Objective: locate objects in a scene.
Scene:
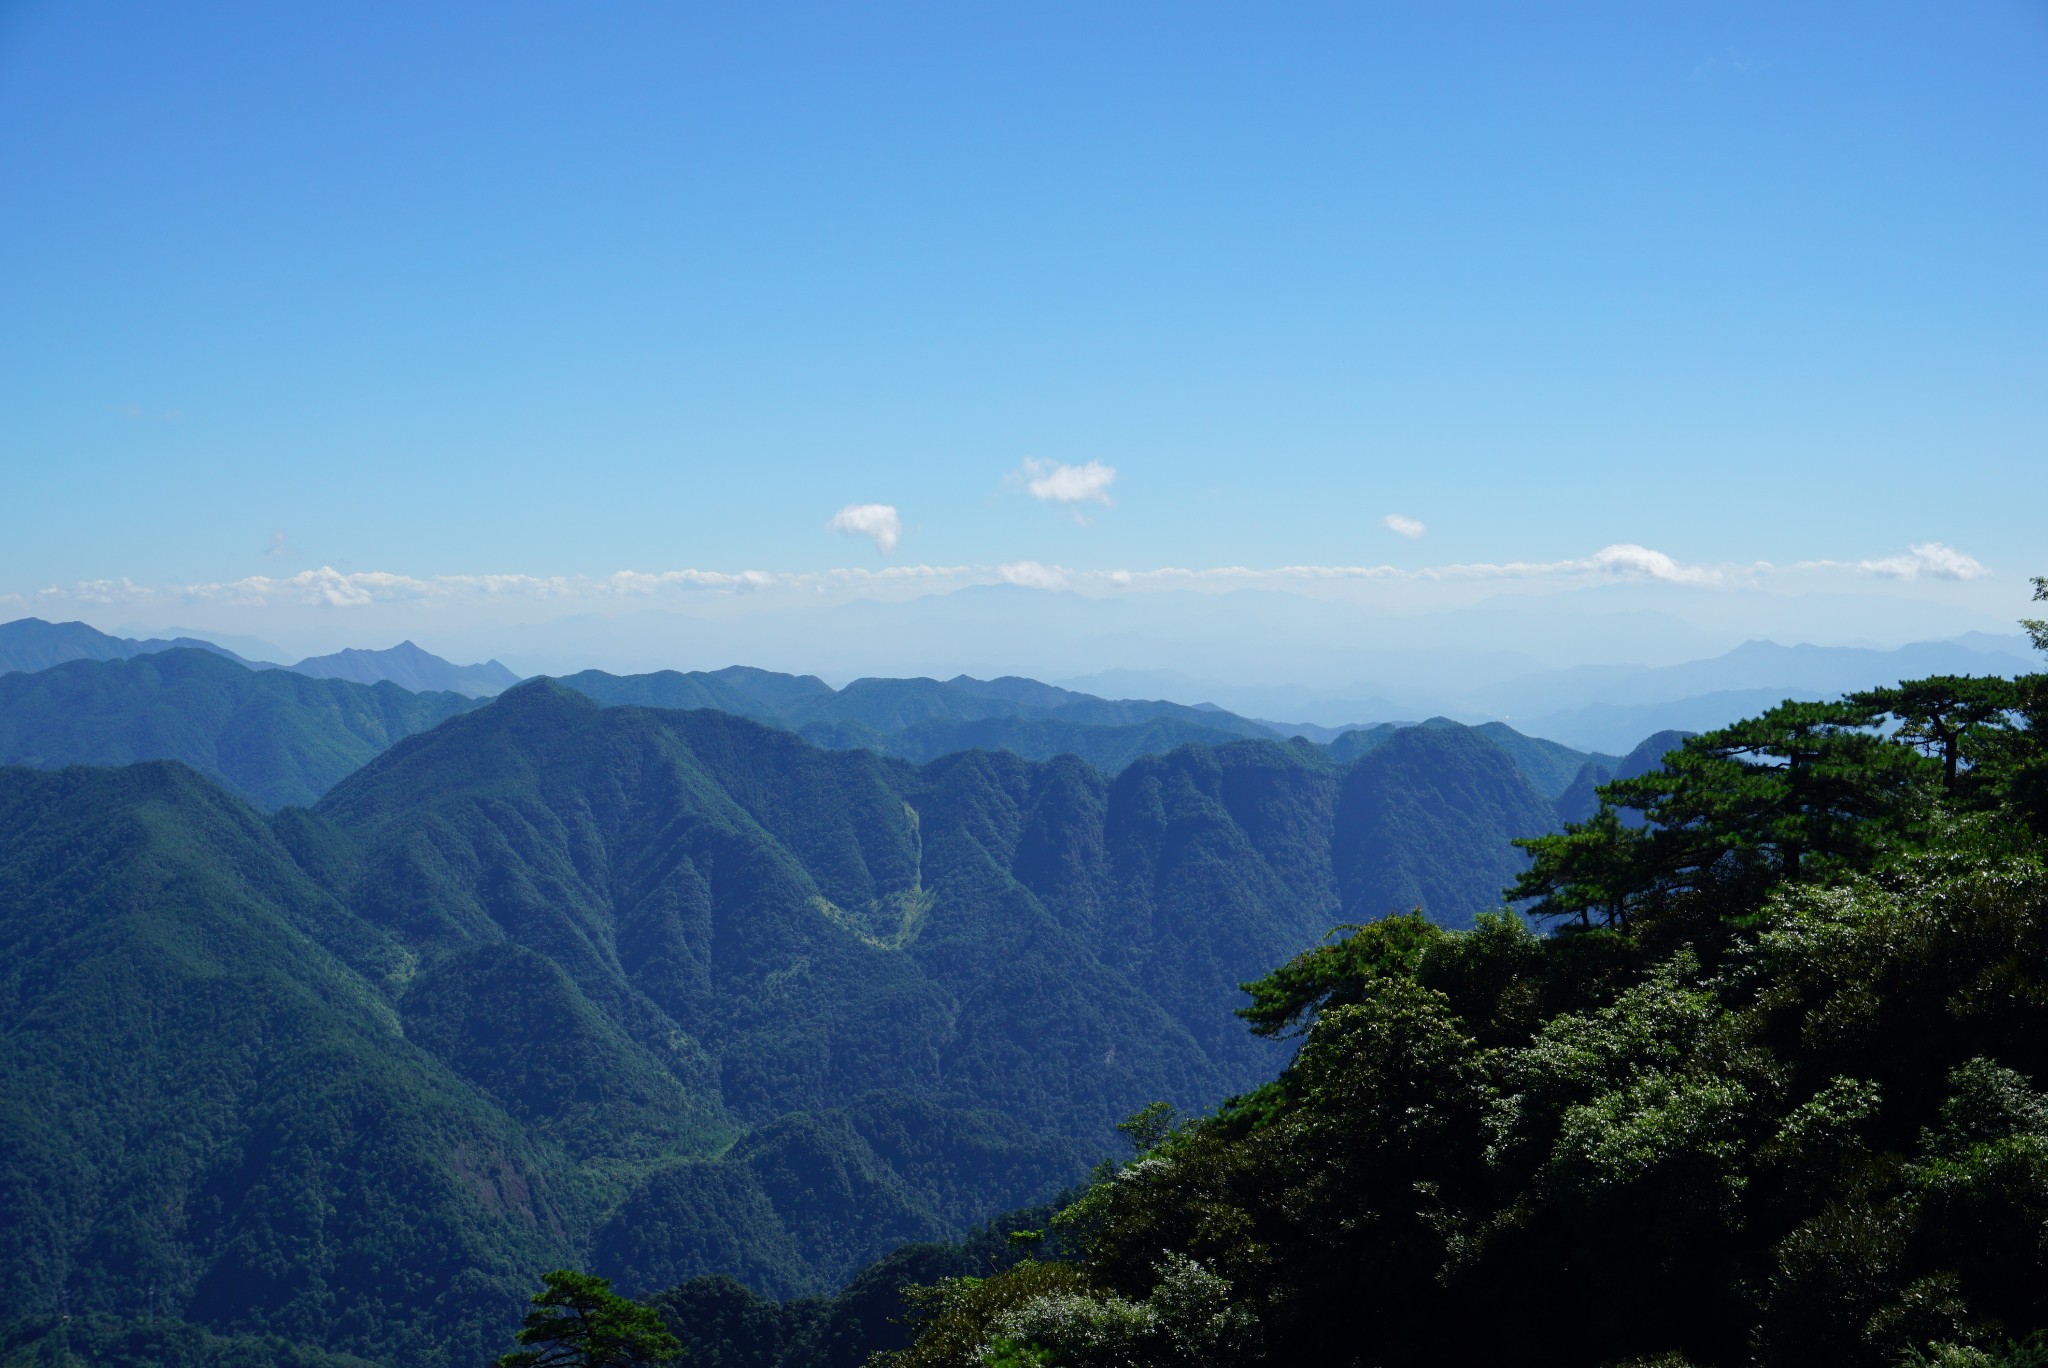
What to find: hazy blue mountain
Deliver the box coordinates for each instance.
[0,643,1619,824]
[1494,637,2042,750]
[1325,723,1400,764]
[0,647,479,808]
[0,615,266,675]
[1552,760,1614,825]
[1513,689,1794,754]
[552,664,832,721]
[287,640,523,697]
[1612,727,1692,781]
[1412,717,1618,799]
[1486,635,2041,714]
[559,666,1277,740]
[1552,728,1690,826]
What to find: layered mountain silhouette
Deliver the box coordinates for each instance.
[0,617,520,698]
[557,666,1284,772]
[0,676,1575,1363]
[0,647,480,808]
[287,640,522,697]
[0,615,264,673]
[0,638,1621,814]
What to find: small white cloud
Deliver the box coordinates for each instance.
[828,503,903,555]
[265,529,288,559]
[1581,543,1721,585]
[1382,514,1426,540]
[1855,542,1990,582]
[998,560,1072,591]
[1018,459,1116,507]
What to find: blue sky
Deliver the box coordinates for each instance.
[1,2,2044,657]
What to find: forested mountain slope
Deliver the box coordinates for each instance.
[0,648,1617,822]
[0,616,263,674]
[0,617,517,698]
[0,763,575,1367]
[876,659,2048,1368]
[555,666,1274,736]
[0,648,479,808]
[0,673,1578,1364]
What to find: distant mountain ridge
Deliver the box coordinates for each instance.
[1064,634,2043,753]
[0,647,481,808]
[0,616,265,673]
[554,665,1283,772]
[0,642,1625,818]
[287,639,522,697]
[0,617,520,697]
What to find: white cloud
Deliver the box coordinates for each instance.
[827,503,903,555]
[1382,514,1426,540]
[1018,459,1116,507]
[11,541,1995,614]
[265,529,288,559]
[998,560,1072,591]
[1576,543,1722,585]
[1854,542,1990,582]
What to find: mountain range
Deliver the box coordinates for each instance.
[0,623,1624,814]
[11,612,2034,757]
[1072,633,2043,752]
[0,618,521,698]
[0,666,1600,1363]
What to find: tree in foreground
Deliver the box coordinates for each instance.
[497,1270,682,1368]
[877,582,2048,1367]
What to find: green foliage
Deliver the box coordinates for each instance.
[1333,723,1565,928]
[20,614,2040,1366]
[1113,1103,1178,1155]
[3,675,1576,1363]
[2023,577,2048,658]
[887,607,2048,1367]
[1235,911,1441,1037]
[1516,698,1945,939]
[0,647,477,808]
[0,1315,380,1368]
[1850,676,2022,791]
[496,1271,679,1367]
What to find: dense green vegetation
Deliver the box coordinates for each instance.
[556,666,1305,773]
[0,639,1621,819]
[554,668,1278,742]
[880,638,2048,1364]
[0,647,478,807]
[0,668,1583,1365]
[0,617,260,674]
[495,1270,679,1367]
[0,1315,382,1367]
[36,604,2023,1365]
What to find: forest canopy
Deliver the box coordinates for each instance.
[881,588,2048,1368]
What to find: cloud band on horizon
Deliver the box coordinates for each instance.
[3,542,1992,612]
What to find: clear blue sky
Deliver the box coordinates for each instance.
[2,2,2043,622]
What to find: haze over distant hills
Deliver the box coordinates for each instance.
[0,618,521,697]
[0,640,1614,814]
[1068,633,2042,752]
[11,608,2037,761]
[0,616,266,673]
[287,640,522,698]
